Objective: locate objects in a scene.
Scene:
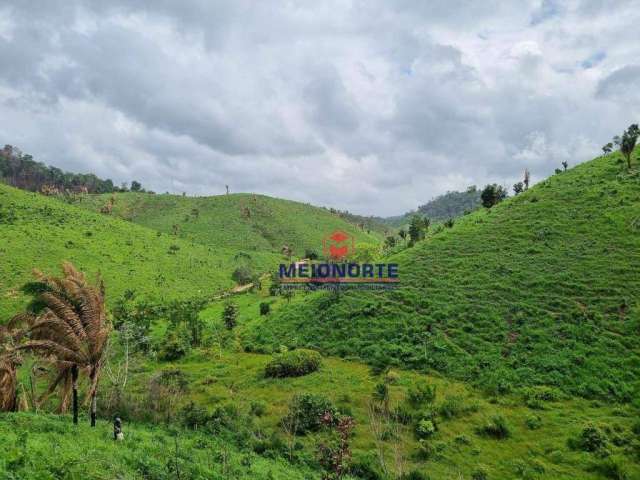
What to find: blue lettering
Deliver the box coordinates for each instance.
[279,264,295,278]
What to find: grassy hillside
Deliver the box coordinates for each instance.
[75,192,381,255]
[0,184,278,318]
[105,345,639,480]
[244,153,640,400]
[0,412,314,479]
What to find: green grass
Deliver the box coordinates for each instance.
[105,345,640,480]
[75,192,381,255]
[0,412,315,479]
[244,152,640,400]
[0,184,279,318]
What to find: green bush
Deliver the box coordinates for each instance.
[158,326,191,361]
[524,386,563,409]
[415,419,436,439]
[265,349,322,378]
[250,400,267,417]
[407,382,437,408]
[476,415,511,439]
[525,414,542,430]
[281,393,338,434]
[569,423,609,453]
[591,455,629,480]
[259,302,270,315]
[471,466,488,480]
[399,470,430,480]
[438,395,464,419]
[180,401,209,429]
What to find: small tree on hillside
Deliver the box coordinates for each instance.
[602,143,613,155]
[384,235,396,249]
[620,124,639,170]
[562,160,568,171]
[523,168,530,190]
[481,184,508,209]
[398,229,407,244]
[130,180,142,192]
[223,302,238,330]
[408,216,426,243]
[513,182,524,195]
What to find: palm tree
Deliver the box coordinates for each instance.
[0,313,31,411]
[20,262,111,426]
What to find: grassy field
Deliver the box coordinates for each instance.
[101,342,640,480]
[0,184,280,318]
[0,412,315,479]
[244,152,640,400]
[75,192,382,255]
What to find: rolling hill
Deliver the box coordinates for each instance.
[74,192,381,255]
[0,183,280,318]
[244,151,640,400]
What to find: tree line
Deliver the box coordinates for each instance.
[0,144,146,195]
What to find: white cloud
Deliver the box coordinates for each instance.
[0,0,639,215]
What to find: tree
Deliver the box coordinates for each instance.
[602,143,613,155]
[480,184,507,209]
[222,302,238,330]
[561,161,568,171]
[408,216,426,243]
[523,169,530,190]
[19,262,111,426]
[513,182,524,195]
[620,124,639,170]
[384,236,396,249]
[398,229,407,244]
[130,180,142,192]
[0,314,30,411]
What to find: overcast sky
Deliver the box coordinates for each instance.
[1,1,639,216]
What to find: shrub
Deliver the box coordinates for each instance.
[250,400,267,417]
[407,382,437,408]
[180,401,209,429]
[392,404,414,425]
[232,265,255,285]
[399,471,430,480]
[438,395,465,419]
[525,414,542,430]
[265,349,322,378]
[569,423,608,453]
[259,302,270,315]
[591,455,629,480]
[281,393,338,434]
[471,466,488,480]
[414,439,436,461]
[415,419,436,439]
[524,386,562,409]
[476,415,511,439]
[158,327,190,361]
[348,456,384,480]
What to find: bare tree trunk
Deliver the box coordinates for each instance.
[91,392,97,427]
[71,365,79,425]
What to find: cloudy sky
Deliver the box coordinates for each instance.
[1,1,639,216]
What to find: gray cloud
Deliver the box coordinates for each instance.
[0,1,639,215]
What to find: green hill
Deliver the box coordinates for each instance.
[0,184,279,318]
[74,192,381,255]
[244,152,640,400]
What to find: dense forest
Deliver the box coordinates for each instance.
[0,145,144,194]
